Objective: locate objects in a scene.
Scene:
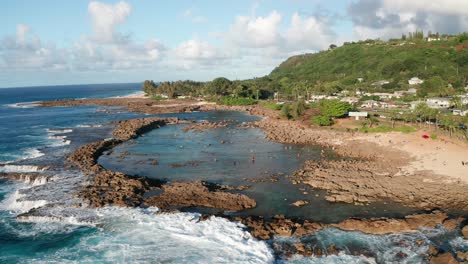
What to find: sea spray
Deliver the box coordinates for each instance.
[0,165,49,173]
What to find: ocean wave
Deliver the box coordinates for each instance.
[3,101,40,108]
[46,128,73,134]
[31,208,274,263]
[0,164,48,173]
[76,124,103,128]
[0,190,48,213]
[286,253,376,264]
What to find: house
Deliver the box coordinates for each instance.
[453,109,468,116]
[360,100,379,109]
[408,77,424,85]
[349,111,368,120]
[426,98,451,109]
[427,37,440,42]
[340,97,359,104]
[371,92,394,100]
[407,88,417,94]
[371,80,390,86]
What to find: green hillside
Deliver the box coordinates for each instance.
[268,35,468,97]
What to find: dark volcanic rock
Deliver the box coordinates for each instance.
[143,181,256,211]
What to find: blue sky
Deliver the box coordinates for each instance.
[0,0,467,88]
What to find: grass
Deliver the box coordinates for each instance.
[151,95,167,101]
[259,101,283,110]
[359,125,416,133]
[217,96,257,106]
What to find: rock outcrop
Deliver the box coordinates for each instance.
[144,181,256,211]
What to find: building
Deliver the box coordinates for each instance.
[408,77,424,85]
[340,97,359,104]
[360,100,379,109]
[372,92,394,100]
[371,80,390,86]
[453,109,468,116]
[426,98,451,109]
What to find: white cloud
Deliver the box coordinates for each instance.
[227,11,283,48]
[0,24,68,71]
[223,11,337,57]
[71,1,165,71]
[88,1,132,43]
[348,0,468,40]
[383,0,468,16]
[286,13,336,51]
[172,39,226,69]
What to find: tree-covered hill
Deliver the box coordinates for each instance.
[268,34,468,96]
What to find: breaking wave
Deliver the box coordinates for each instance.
[0,165,48,173]
[3,101,40,108]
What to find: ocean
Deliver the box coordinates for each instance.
[0,84,465,263]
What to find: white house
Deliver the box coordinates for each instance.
[371,92,394,100]
[426,98,451,109]
[360,100,379,109]
[340,97,359,104]
[371,80,390,86]
[453,109,468,116]
[407,88,417,94]
[408,77,424,85]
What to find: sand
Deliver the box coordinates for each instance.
[354,131,468,184]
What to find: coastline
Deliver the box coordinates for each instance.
[11,97,467,261]
[36,97,468,211]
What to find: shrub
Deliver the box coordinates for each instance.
[312,115,333,126]
[281,104,292,119]
[430,133,437,139]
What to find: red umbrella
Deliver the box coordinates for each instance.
[422,134,429,139]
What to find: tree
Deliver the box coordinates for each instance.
[329,44,337,50]
[290,100,307,119]
[319,99,353,118]
[440,115,457,137]
[204,77,232,96]
[312,115,333,126]
[142,80,157,96]
[281,104,292,119]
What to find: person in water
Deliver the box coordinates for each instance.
[251,154,255,163]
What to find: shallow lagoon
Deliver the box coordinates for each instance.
[99,111,419,222]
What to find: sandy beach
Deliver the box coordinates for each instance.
[354,131,468,184]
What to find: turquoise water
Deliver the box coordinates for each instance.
[0,84,466,263]
[99,111,420,222]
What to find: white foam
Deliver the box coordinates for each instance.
[23,148,45,160]
[47,135,71,146]
[76,124,102,128]
[23,175,49,186]
[25,207,275,263]
[0,165,48,173]
[47,128,73,134]
[17,215,97,227]
[286,253,376,264]
[0,190,47,213]
[4,101,40,108]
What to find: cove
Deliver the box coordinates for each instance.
[98,111,419,222]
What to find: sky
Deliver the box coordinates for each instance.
[0,0,467,88]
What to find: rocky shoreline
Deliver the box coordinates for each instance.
[64,117,256,210]
[34,98,468,262]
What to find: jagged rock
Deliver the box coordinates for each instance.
[144,181,256,211]
[429,252,458,264]
[291,200,309,207]
[462,225,468,239]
